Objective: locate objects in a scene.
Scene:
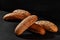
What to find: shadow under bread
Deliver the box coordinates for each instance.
[15,30,55,40]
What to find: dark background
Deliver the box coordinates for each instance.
[0,0,60,40]
[0,0,60,23]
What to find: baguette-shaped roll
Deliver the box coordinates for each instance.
[15,15,38,35]
[29,23,46,35]
[3,9,31,20]
[36,20,58,32]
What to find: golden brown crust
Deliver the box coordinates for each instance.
[36,20,58,32]
[3,13,18,20]
[3,9,46,35]
[15,15,38,35]
[3,9,31,20]
[13,9,31,19]
[3,9,58,35]
[29,23,46,35]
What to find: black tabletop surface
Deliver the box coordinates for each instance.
[0,11,60,40]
